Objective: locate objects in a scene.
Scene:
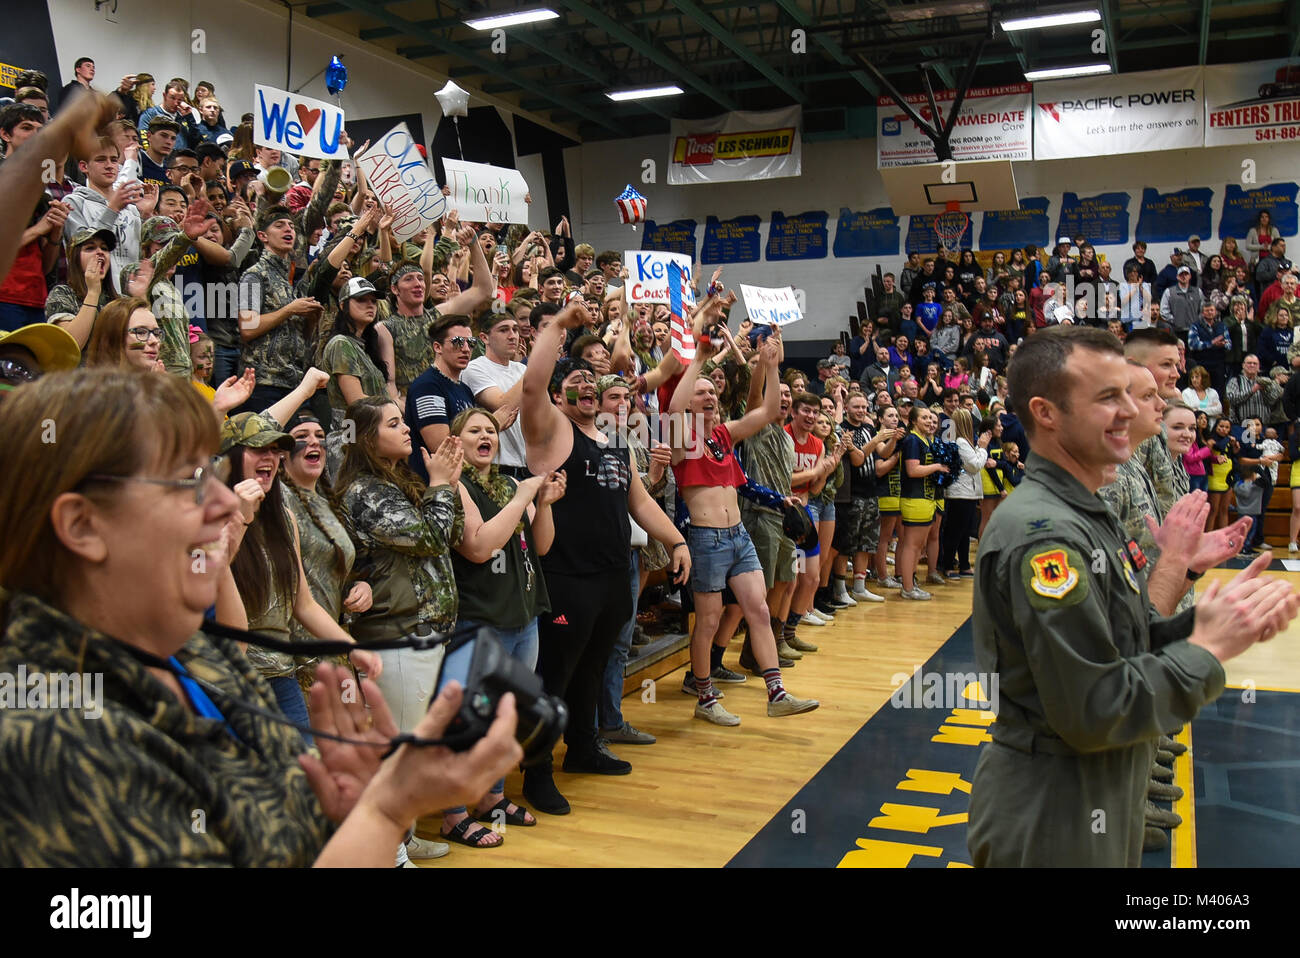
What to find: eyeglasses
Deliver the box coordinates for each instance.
[85,454,233,506]
[127,326,164,343]
[171,164,198,174]
[0,356,39,384]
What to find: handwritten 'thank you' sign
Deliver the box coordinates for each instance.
[253,85,347,161]
[443,158,530,225]
[355,124,447,242]
[740,285,802,326]
[624,250,697,307]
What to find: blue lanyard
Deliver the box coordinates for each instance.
[169,656,241,742]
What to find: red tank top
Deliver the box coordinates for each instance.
[673,422,747,490]
[786,425,824,497]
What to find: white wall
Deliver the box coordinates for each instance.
[567,133,1299,343]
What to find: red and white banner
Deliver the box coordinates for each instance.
[1033,66,1203,160]
[668,107,801,185]
[876,84,1032,168]
[1205,59,1300,148]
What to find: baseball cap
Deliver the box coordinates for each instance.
[1188,235,1202,243]
[146,116,181,134]
[594,373,627,398]
[140,216,180,247]
[227,160,257,182]
[215,132,234,148]
[67,226,116,251]
[1177,265,1192,276]
[0,323,81,374]
[339,276,378,305]
[1278,259,1293,271]
[220,412,295,454]
[1172,247,1184,256]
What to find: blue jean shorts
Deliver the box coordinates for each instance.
[688,522,764,594]
[807,499,836,524]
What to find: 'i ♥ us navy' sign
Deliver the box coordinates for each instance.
[253,85,347,161]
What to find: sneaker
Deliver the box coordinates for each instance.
[562,743,632,775]
[851,583,886,602]
[599,721,657,745]
[776,638,804,660]
[695,700,741,726]
[786,633,819,653]
[831,585,857,607]
[768,693,820,717]
[1148,779,1184,801]
[1159,735,1187,756]
[900,587,932,600]
[1143,825,1169,852]
[809,605,835,622]
[710,665,747,684]
[959,570,975,579]
[1290,541,1298,554]
[1144,799,1182,829]
[926,573,947,586]
[405,835,451,860]
[740,644,792,673]
[680,673,724,699]
[630,624,652,647]
[814,599,841,617]
[945,570,963,581]
[800,612,828,627]
[880,576,903,590]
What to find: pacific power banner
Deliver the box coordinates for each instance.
[1204,59,1300,147]
[877,84,1032,168]
[1033,66,1203,160]
[668,106,801,185]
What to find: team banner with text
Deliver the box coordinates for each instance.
[442,158,530,225]
[877,84,1032,168]
[1033,66,1203,160]
[623,250,697,306]
[668,106,802,185]
[253,84,347,161]
[1204,59,1300,148]
[354,124,446,242]
[740,285,803,327]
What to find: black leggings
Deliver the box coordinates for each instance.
[939,497,979,573]
[536,568,633,760]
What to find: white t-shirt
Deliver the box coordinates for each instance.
[1261,438,1283,484]
[461,355,528,468]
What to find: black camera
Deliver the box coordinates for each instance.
[433,625,567,766]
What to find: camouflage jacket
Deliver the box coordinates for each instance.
[1132,430,1180,518]
[340,474,464,640]
[1100,456,1194,613]
[0,592,332,866]
[239,250,309,391]
[286,482,357,675]
[384,307,438,394]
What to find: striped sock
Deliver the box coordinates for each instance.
[763,668,787,703]
[696,674,718,707]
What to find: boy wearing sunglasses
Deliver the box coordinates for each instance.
[405,314,477,481]
[0,323,82,396]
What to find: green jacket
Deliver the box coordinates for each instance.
[968,453,1224,867]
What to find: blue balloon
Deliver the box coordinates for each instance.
[326,56,348,96]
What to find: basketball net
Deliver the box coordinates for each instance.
[932,201,969,253]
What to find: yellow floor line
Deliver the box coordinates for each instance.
[1225,683,1300,694]
[1170,724,1196,868]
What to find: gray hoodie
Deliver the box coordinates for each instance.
[63,184,142,282]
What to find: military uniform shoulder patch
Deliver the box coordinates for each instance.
[1020,544,1090,609]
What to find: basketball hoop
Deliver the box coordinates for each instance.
[932,202,969,253]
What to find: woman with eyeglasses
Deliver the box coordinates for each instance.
[668,328,818,726]
[86,296,164,371]
[0,368,523,867]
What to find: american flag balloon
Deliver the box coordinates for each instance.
[615,184,647,227]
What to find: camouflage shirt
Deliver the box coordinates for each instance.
[243,497,301,679]
[1132,430,1179,518]
[286,482,356,678]
[1100,456,1194,613]
[384,306,438,394]
[341,474,464,640]
[0,592,332,866]
[240,250,308,391]
[152,279,194,379]
[322,334,387,416]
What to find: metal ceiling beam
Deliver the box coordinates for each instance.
[770,0,880,97]
[326,0,623,135]
[362,18,461,42]
[667,0,805,103]
[554,0,739,111]
[1198,0,1213,64]
[1291,0,1300,58]
[1099,0,1120,73]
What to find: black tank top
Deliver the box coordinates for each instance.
[542,420,632,576]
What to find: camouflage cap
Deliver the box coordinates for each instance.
[66,226,117,251]
[220,412,296,454]
[594,374,626,398]
[140,216,180,247]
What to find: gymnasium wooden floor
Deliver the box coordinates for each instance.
[422,561,1300,868]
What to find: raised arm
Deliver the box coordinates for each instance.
[439,225,493,317]
[521,300,587,473]
[725,336,781,444]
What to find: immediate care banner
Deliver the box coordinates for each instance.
[877,84,1031,168]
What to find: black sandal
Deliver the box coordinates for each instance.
[475,797,537,827]
[441,817,504,848]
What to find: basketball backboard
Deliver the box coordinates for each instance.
[879,159,1019,215]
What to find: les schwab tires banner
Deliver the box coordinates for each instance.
[876,84,1032,168]
[667,107,801,185]
[1033,66,1203,160]
[1204,59,1300,147]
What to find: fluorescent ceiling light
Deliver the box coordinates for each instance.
[1003,9,1101,31]
[464,9,559,30]
[1024,62,1112,80]
[606,85,684,102]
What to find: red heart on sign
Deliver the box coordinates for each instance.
[294,104,321,135]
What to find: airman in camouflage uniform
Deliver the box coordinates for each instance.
[1131,430,1183,516]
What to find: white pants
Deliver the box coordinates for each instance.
[373,642,446,733]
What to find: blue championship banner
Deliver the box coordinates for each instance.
[1056,191,1131,246]
[832,207,901,258]
[978,197,1050,250]
[1136,187,1215,244]
[701,214,762,264]
[766,210,829,261]
[1219,183,1298,240]
[640,219,698,260]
